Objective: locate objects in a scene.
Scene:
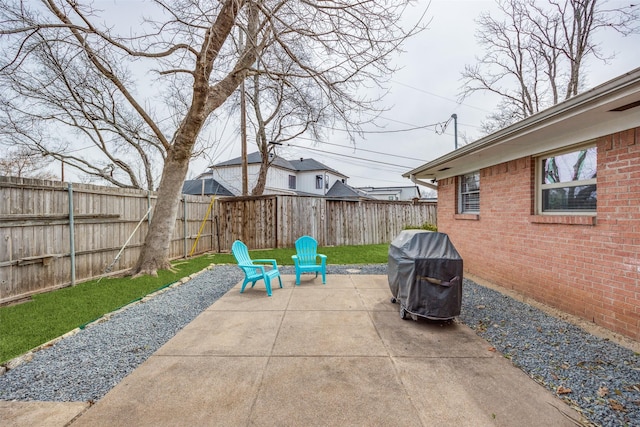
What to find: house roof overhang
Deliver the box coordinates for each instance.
[404,67,640,182]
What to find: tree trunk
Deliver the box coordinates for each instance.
[252,152,269,195]
[132,0,249,276]
[134,147,190,274]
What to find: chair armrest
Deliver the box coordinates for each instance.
[237,263,266,273]
[252,259,278,268]
[318,254,327,266]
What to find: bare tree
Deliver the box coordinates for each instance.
[245,44,337,195]
[0,6,168,190]
[460,0,639,133]
[0,146,57,179]
[1,0,424,275]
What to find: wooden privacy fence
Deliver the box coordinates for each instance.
[215,196,437,248]
[0,177,436,304]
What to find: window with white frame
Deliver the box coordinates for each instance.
[315,175,323,189]
[288,175,296,190]
[538,146,596,213]
[459,171,480,213]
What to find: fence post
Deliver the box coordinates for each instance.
[147,190,152,225]
[67,183,76,286]
[183,197,188,257]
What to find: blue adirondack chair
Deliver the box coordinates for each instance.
[231,240,282,296]
[291,235,327,285]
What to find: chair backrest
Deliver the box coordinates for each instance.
[295,236,318,265]
[232,240,252,265]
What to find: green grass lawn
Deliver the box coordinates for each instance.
[0,244,388,364]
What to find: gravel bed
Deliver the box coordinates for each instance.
[1,264,638,427]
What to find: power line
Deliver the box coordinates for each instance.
[390,79,493,114]
[347,172,414,185]
[307,110,482,136]
[292,136,429,163]
[310,151,409,174]
[359,109,484,132]
[279,143,418,169]
[322,121,447,134]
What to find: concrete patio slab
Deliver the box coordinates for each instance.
[209,287,293,311]
[71,356,269,427]
[349,274,390,289]
[357,288,398,311]
[273,310,389,356]
[250,356,423,426]
[154,310,284,356]
[287,287,364,311]
[372,311,496,358]
[294,274,351,289]
[394,356,579,426]
[0,401,89,427]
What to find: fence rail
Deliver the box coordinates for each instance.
[0,176,436,304]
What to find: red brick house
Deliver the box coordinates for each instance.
[406,68,640,341]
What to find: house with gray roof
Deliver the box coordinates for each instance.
[204,151,349,196]
[355,185,422,201]
[325,180,371,200]
[182,177,234,197]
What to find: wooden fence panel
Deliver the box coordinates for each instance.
[213,196,279,250]
[0,178,72,301]
[325,200,436,246]
[277,196,327,248]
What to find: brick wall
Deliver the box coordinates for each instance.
[438,127,640,341]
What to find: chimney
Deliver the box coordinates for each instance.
[300,158,303,161]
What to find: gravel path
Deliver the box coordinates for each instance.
[1,264,638,426]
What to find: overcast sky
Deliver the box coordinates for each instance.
[9,1,637,189]
[192,0,640,190]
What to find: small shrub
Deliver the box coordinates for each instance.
[403,222,437,232]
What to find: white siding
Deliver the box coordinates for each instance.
[211,163,347,196]
[297,171,324,194]
[356,186,420,201]
[325,172,347,191]
[210,167,241,195]
[297,171,347,195]
[212,165,300,195]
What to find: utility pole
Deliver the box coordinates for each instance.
[241,78,248,196]
[451,114,458,150]
[240,28,248,196]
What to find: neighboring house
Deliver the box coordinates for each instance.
[182,177,234,197]
[326,180,371,200]
[207,151,349,196]
[356,185,421,201]
[405,67,640,341]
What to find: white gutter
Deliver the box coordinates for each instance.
[409,174,438,191]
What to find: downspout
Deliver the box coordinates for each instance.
[409,174,438,191]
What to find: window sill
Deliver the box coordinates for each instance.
[454,213,479,221]
[529,215,596,226]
